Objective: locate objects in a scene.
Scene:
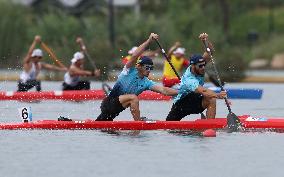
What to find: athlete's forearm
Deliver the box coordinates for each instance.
[161,87,178,96]
[126,38,151,68]
[42,63,63,71]
[73,70,92,76]
[23,41,37,64]
[126,33,158,68]
[196,87,217,99]
[54,66,67,72]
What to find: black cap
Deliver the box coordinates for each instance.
[137,56,153,65]
[190,54,205,65]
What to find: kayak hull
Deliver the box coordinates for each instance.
[1,115,283,130]
[0,88,263,101]
[0,90,170,101]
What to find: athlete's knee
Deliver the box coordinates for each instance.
[129,94,139,103]
[119,94,139,108]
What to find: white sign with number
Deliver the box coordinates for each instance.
[245,116,267,122]
[18,107,32,122]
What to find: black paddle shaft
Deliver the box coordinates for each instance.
[154,39,181,80]
[84,50,98,70]
[83,50,112,95]
[79,42,112,96]
[202,40,232,113]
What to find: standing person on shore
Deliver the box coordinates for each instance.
[62,51,100,90]
[17,35,67,92]
[96,33,177,121]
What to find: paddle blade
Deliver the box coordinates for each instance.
[227,112,242,132]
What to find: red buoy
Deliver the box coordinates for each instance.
[202,129,217,137]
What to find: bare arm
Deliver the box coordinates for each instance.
[126,33,159,68]
[195,86,227,99]
[76,37,100,77]
[76,37,87,53]
[150,85,178,96]
[69,66,93,77]
[41,63,67,72]
[23,35,41,64]
[167,41,181,56]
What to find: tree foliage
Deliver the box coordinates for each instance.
[1,0,284,81]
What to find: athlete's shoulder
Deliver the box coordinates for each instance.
[120,65,137,76]
[143,77,157,89]
[183,66,193,76]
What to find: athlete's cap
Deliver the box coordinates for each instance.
[190,54,205,65]
[71,52,84,63]
[173,47,185,55]
[31,49,43,57]
[137,56,153,65]
[128,46,138,55]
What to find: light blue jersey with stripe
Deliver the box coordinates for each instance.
[173,66,204,103]
[109,66,157,97]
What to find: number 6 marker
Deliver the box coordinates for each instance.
[18,107,32,122]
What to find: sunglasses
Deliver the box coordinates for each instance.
[142,65,154,71]
[196,63,206,69]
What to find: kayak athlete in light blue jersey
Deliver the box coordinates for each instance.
[96,33,178,121]
[166,33,227,121]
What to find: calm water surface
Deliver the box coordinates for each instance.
[0,81,284,177]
